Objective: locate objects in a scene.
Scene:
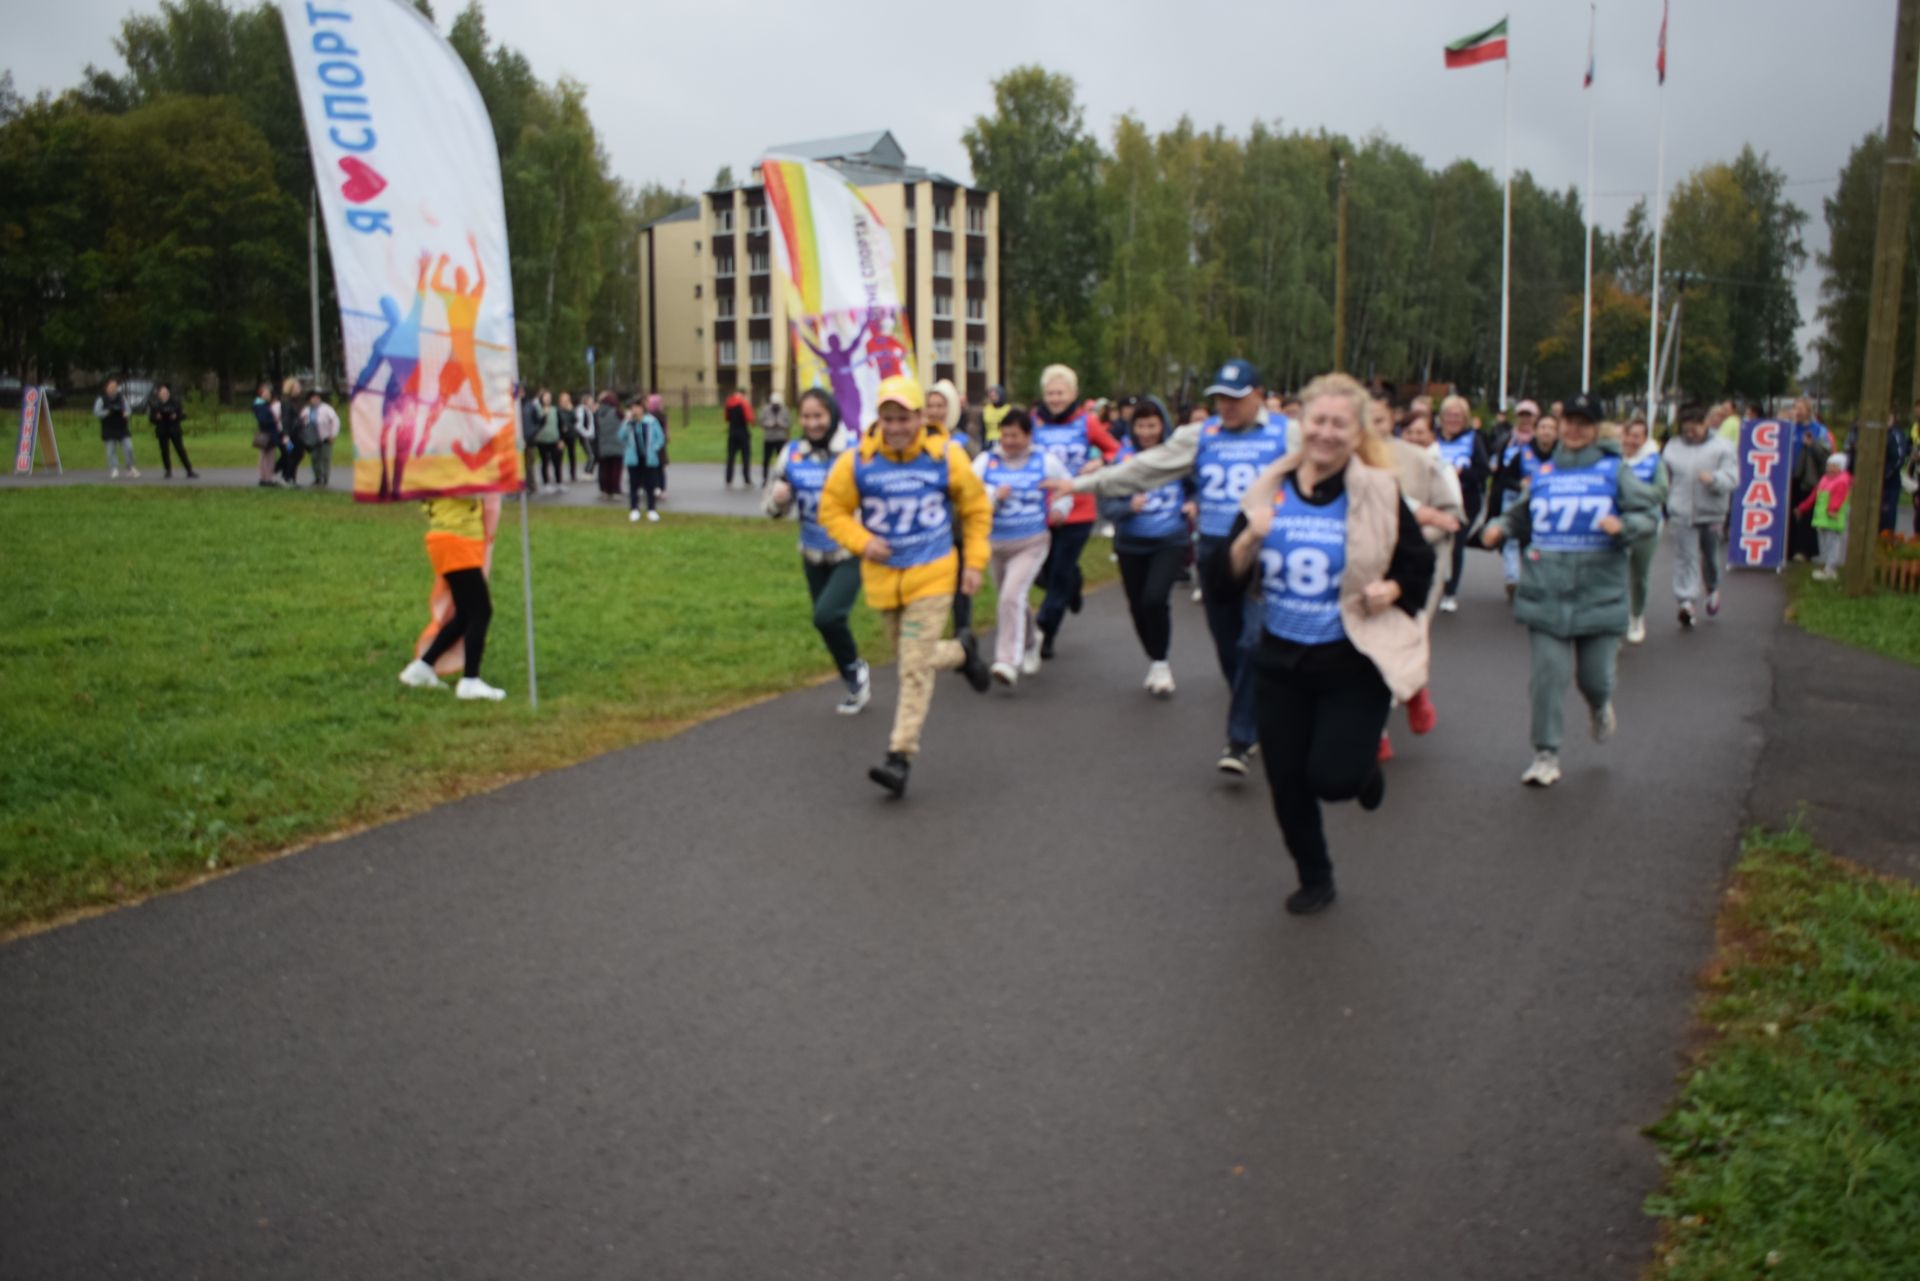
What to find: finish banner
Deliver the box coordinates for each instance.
[278,0,521,502]
[1733,418,1795,570]
[762,154,913,433]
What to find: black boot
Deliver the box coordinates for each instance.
[1285,881,1338,916]
[957,631,991,693]
[868,752,911,797]
[1358,765,1385,812]
[1040,627,1058,660]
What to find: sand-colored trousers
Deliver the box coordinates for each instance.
[883,593,965,757]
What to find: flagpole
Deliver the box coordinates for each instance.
[1581,4,1596,392]
[1647,83,1667,423]
[518,490,540,710]
[1499,46,1513,412]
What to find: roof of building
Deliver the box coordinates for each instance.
[638,130,978,228]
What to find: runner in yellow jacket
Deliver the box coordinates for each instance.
[819,375,992,796]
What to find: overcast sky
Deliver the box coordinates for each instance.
[7,0,1903,367]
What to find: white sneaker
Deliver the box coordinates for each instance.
[1191,586,1204,603]
[990,661,1018,686]
[1145,660,1175,697]
[398,659,444,689]
[110,468,120,479]
[1521,751,1561,787]
[1019,630,1043,677]
[1590,702,1616,743]
[647,510,660,522]
[628,509,641,523]
[1439,595,1459,614]
[1627,615,1647,644]
[836,660,871,715]
[128,467,141,478]
[455,677,507,701]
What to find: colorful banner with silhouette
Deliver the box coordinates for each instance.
[1734,418,1795,570]
[761,155,912,432]
[278,0,521,502]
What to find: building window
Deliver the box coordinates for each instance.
[748,205,768,232]
[716,256,735,279]
[717,294,735,318]
[713,207,734,233]
[750,293,770,318]
[934,338,953,364]
[905,203,916,230]
[696,370,705,383]
[694,283,702,299]
[933,202,952,229]
[967,342,986,372]
[933,248,952,278]
[966,256,985,282]
[966,204,986,234]
[718,339,737,365]
[933,294,952,319]
[694,239,702,253]
[750,338,772,366]
[749,250,769,275]
[966,296,985,322]
[696,327,704,338]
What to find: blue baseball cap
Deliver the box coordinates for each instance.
[1205,359,1262,398]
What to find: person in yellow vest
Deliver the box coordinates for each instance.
[820,376,993,796]
[399,497,506,701]
[980,384,1012,447]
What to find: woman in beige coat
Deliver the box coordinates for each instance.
[1210,373,1435,915]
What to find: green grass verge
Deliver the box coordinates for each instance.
[1785,564,1920,668]
[0,485,1109,933]
[46,404,741,472]
[1644,828,1920,1280]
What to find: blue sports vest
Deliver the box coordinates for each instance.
[1438,432,1477,476]
[1114,443,1187,543]
[1194,415,1290,538]
[783,441,839,555]
[980,450,1051,543]
[1527,454,1622,553]
[853,447,955,568]
[1628,451,1661,485]
[1259,479,1349,645]
[1032,410,1095,476]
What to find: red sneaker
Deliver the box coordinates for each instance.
[1406,687,1438,736]
[1377,732,1395,763]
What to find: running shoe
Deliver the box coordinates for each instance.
[1358,765,1386,812]
[1216,744,1253,776]
[868,752,911,798]
[1405,688,1437,735]
[991,662,1018,687]
[1504,582,1517,603]
[1521,751,1561,788]
[1377,732,1394,763]
[455,677,507,702]
[1627,615,1647,644]
[958,632,992,692]
[1285,881,1338,916]
[1040,633,1057,661]
[1144,661,1175,697]
[629,509,641,523]
[1590,701,1616,743]
[1191,586,1204,603]
[1705,590,1721,617]
[1068,582,1084,614]
[128,467,140,478]
[1439,596,1459,614]
[648,511,660,523]
[836,661,871,715]
[398,659,444,690]
[1678,602,1696,629]
[110,469,120,479]
[1019,638,1043,677]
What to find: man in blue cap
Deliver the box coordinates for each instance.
[1050,359,1297,776]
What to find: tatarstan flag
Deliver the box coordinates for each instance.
[1445,17,1509,69]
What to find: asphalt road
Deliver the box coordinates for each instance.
[0,541,1784,1280]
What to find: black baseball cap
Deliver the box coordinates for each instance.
[1562,392,1605,424]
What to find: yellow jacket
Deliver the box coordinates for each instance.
[820,425,991,611]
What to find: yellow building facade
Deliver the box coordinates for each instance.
[637,131,1002,414]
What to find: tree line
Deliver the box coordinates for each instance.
[0,0,681,402]
[967,67,1815,412]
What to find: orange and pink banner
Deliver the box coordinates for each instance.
[279,0,521,502]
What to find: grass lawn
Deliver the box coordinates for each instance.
[1644,828,1920,1280]
[0,485,1108,934]
[1785,563,1920,668]
[47,403,741,472]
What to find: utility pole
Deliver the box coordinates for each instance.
[1844,0,1920,595]
[1333,151,1349,372]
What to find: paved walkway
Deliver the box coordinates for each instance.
[0,543,1795,1279]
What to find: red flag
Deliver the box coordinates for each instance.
[1657,0,1669,84]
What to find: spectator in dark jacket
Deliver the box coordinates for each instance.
[1841,419,1912,534]
[276,377,308,482]
[251,380,284,487]
[95,378,137,477]
[146,382,196,479]
[593,391,625,498]
[724,389,755,485]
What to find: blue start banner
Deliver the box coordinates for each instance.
[1734,419,1795,571]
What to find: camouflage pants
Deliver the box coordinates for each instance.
[884,594,965,757]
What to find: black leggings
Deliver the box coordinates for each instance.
[154,425,193,474]
[1253,639,1392,890]
[1446,496,1482,597]
[627,463,660,511]
[762,439,784,477]
[563,432,585,480]
[420,568,493,680]
[726,434,752,484]
[1116,543,1184,661]
[538,442,563,485]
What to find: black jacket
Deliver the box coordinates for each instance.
[148,398,184,432]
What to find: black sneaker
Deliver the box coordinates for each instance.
[1358,765,1385,812]
[1068,583,1084,614]
[1040,632,1057,660]
[1285,881,1338,916]
[957,631,991,693]
[1216,744,1253,776]
[867,752,911,798]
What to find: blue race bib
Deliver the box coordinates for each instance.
[1259,481,1349,645]
[1438,432,1477,474]
[1195,415,1290,538]
[1114,443,1187,542]
[784,441,838,555]
[1032,412,1093,476]
[1527,455,1621,553]
[981,451,1051,542]
[854,449,955,568]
